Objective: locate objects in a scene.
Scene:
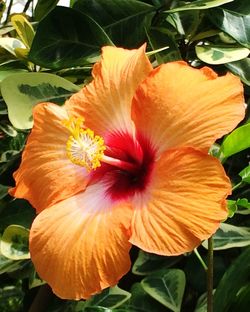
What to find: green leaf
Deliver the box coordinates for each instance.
[209,7,250,48]
[141,269,186,312]
[213,247,250,312]
[129,283,168,312]
[73,0,155,47]
[34,0,60,21]
[194,292,207,312]
[226,58,250,86]
[0,283,24,312]
[29,267,46,289]
[0,37,25,57]
[0,225,30,260]
[239,165,250,183]
[227,199,237,217]
[85,286,131,309]
[0,122,17,137]
[228,284,250,312]
[11,14,35,49]
[195,45,249,65]
[132,250,181,275]
[0,199,35,232]
[165,0,233,13]
[84,308,113,312]
[0,184,9,200]
[202,223,250,250]
[1,72,79,129]
[220,123,250,158]
[0,253,27,274]
[29,6,113,69]
[146,27,182,64]
[237,198,250,210]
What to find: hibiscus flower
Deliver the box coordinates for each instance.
[10,45,245,299]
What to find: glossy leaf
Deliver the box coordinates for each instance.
[239,165,250,183]
[0,254,27,274]
[213,247,250,312]
[0,37,25,57]
[34,0,60,21]
[73,0,155,47]
[0,199,35,232]
[209,8,250,48]
[0,184,9,200]
[0,123,17,137]
[146,27,182,64]
[85,286,131,309]
[29,6,113,69]
[237,198,250,210]
[195,45,249,65]
[220,123,250,158]
[11,14,35,49]
[202,223,250,250]
[129,283,168,312]
[1,72,79,129]
[226,58,250,86]
[0,225,30,260]
[165,0,233,13]
[132,250,181,275]
[194,292,208,312]
[227,200,237,217]
[141,269,186,312]
[29,267,46,289]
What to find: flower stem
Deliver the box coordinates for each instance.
[232,181,243,192]
[207,236,214,312]
[194,248,208,271]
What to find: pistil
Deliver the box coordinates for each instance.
[101,155,138,173]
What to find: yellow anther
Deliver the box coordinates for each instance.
[63,117,106,171]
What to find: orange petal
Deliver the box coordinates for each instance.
[10,103,88,213]
[65,45,152,135]
[132,61,245,153]
[130,147,230,255]
[30,184,132,299]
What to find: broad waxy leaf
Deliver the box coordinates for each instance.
[194,291,214,312]
[0,37,25,57]
[195,45,249,65]
[213,247,250,312]
[141,269,186,312]
[202,223,250,250]
[146,27,182,64]
[73,0,155,47]
[29,6,113,69]
[0,184,9,200]
[29,267,46,289]
[85,286,131,309]
[0,225,30,260]
[0,254,27,274]
[34,0,60,21]
[239,165,250,183]
[165,0,233,13]
[129,283,168,312]
[226,58,250,86]
[1,72,80,129]
[209,7,250,48]
[236,198,250,210]
[132,250,181,275]
[220,123,250,158]
[11,14,35,49]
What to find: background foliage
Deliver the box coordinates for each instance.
[0,0,249,311]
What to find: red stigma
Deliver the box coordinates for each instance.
[90,131,156,201]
